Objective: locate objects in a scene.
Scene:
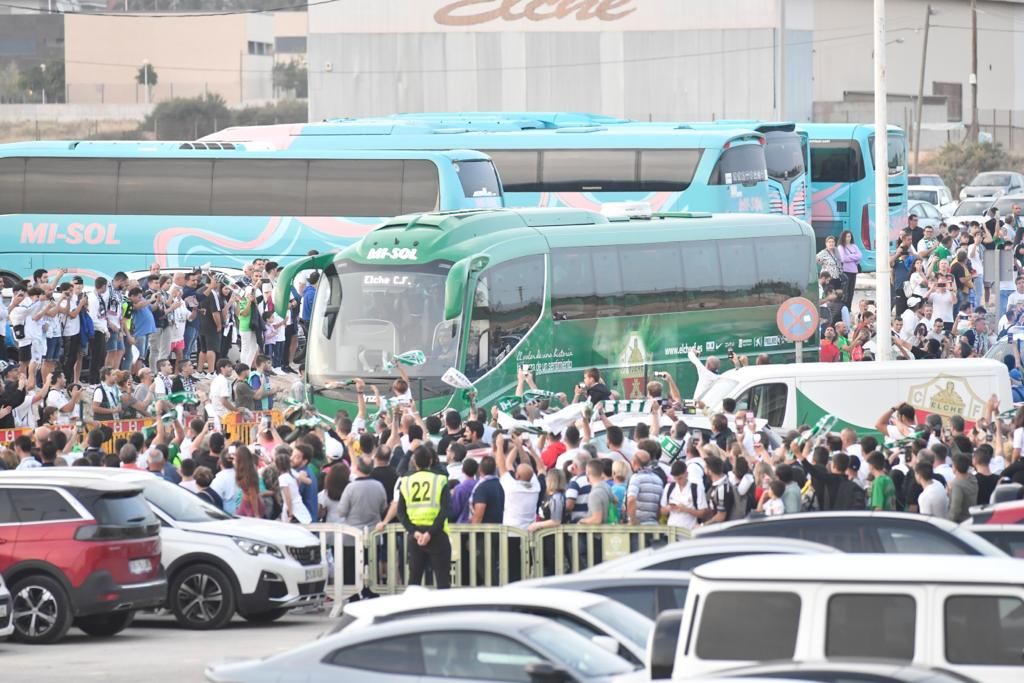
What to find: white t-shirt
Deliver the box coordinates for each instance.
[918,480,948,516]
[929,291,955,327]
[61,294,81,337]
[1008,291,1024,310]
[280,471,312,523]
[170,304,189,343]
[1013,427,1024,454]
[661,478,707,530]
[209,374,232,418]
[500,472,541,529]
[180,480,200,494]
[269,312,286,344]
[763,498,786,516]
[46,388,79,424]
[991,454,1006,475]
[318,489,345,524]
[24,301,45,342]
[211,468,240,513]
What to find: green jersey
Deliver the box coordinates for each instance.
[870,473,896,511]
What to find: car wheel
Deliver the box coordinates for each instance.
[169,564,236,630]
[75,610,135,637]
[10,575,73,644]
[240,608,290,624]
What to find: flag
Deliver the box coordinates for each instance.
[542,402,588,436]
[384,349,427,370]
[441,367,474,390]
[496,395,523,413]
[165,391,199,405]
[796,414,837,446]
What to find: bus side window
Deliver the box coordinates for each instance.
[465,256,544,380]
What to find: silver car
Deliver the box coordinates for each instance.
[516,570,691,620]
[960,170,1024,200]
[205,611,638,683]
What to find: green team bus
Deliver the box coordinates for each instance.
[278,207,817,417]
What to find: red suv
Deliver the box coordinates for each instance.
[0,472,166,644]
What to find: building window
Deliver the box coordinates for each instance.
[247,41,273,56]
[275,36,307,54]
[933,82,963,122]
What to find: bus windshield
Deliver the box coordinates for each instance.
[306,260,459,385]
[455,159,502,208]
[764,131,805,183]
[867,133,907,176]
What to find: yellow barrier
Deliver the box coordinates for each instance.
[366,523,690,594]
[222,410,284,445]
[0,427,35,448]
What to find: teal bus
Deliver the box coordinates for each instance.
[799,123,908,271]
[0,141,502,284]
[383,114,810,221]
[205,120,772,215]
[276,207,817,417]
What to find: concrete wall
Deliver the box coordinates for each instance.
[64,13,274,105]
[0,102,152,122]
[307,0,815,122]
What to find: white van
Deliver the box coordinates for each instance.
[650,553,1024,682]
[696,358,1013,436]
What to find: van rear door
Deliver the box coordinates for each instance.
[932,585,1024,682]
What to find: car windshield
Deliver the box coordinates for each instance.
[908,189,938,204]
[954,200,992,216]
[994,197,1023,215]
[696,377,739,409]
[972,172,1011,187]
[142,478,232,522]
[307,260,459,386]
[582,600,654,649]
[521,622,637,676]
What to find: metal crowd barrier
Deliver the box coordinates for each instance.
[362,523,691,595]
[304,523,366,617]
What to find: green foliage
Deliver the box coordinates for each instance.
[922,141,1022,194]
[140,93,232,140]
[17,61,65,102]
[138,96,307,140]
[272,59,308,99]
[0,62,20,103]
[135,63,159,88]
[232,99,308,127]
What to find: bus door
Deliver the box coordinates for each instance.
[808,139,863,249]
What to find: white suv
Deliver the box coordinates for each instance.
[51,469,327,629]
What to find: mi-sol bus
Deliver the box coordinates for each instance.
[275,207,817,417]
[0,141,502,284]
[205,120,771,215]
[383,114,809,220]
[799,123,909,271]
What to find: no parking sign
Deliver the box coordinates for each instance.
[776,296,819,362]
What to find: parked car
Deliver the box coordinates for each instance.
[206,611,639,683]
[0,472,166,643]
[908,187,956,216]
[695,511,1006,555]
[659,554,1024,682]
[992,193,1024,218]
[965,525,1024,558]
[908,199,945,230]
[0,573,12,640]
[579,536,838,575]
[515,571,690,620]
[40,468,327,629]
[959,170,1024,200]
[949,197,995,227]
[908,173,946,187]
[967,498,1024,525]
[324,585,654,665]
[712,660,982,682]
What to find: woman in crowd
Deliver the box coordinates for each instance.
[234,444,264,518]
[816,234,844,291]
[837,230,862,309]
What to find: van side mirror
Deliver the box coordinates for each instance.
[650,609,684,681]
[525,661,571,683]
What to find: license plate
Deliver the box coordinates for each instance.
[0,604,7,619]
[305,567,324,581]
[129,559,152,575]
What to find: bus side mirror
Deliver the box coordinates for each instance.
[444,254,489,321]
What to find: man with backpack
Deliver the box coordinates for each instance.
[660,460,708,530]
[625,449,663,525]
[704,454,735,525]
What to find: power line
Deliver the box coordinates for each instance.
[0,0,333,17]
[62,27,918,76]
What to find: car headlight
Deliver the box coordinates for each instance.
[232,537,285,559]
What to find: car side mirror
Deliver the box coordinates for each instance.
[526,661,571,683]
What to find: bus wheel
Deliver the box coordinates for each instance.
[0,272,22,289]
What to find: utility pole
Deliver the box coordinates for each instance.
[913,4,934,172]
[874,0,891,362]
[969,0,979,143]
[779,0,786,120]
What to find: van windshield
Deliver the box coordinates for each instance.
[697,377,738,407]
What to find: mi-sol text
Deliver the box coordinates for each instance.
[21,222,121,246]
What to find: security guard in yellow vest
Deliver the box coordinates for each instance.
[397,446,452,589]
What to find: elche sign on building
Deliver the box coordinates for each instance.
[310,0,783,34]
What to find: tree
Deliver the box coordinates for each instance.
[0,62,20,103]
[136,63,159,88]
[273,58,307,99]
[923,141,1021,195]
[17,60,65,103]
[140,93,231,140]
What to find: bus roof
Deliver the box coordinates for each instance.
[340,207,811,267]
[205,120,764,151]
[385,111,634,128]
[0,140,492,162]
[798,122,906,139]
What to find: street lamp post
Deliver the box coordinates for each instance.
[40,63,46,105]
[874,0,892,361]
[143,59,150,106]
